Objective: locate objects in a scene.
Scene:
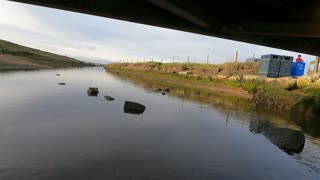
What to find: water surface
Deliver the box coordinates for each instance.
[0,67,319,180]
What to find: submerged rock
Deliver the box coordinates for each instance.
[104,95,115,101]
[56,74,61,76]
[87,87,99,96]
[124,101,146,114]
[58,83,66,85]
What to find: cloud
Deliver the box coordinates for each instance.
[0,0,316,65]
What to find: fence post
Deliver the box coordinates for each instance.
[235,51,238,62]
[316,56,320,73]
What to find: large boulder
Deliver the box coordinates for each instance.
[291,92,320,115]
[87,87,99,96]
[124,101,146,114]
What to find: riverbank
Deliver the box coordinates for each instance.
[106,62,320,114]
[0,39,95,70]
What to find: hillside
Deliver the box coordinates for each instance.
[0,39,94,70]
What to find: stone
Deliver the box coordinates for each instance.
[87,87,99,96]
[58,83,66,85]
[124,101,146,114]
[56,74,61,76]
[104,95,115,101]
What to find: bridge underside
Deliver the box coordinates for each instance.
[9,0,320,56]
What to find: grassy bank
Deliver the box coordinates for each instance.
[106,61,259,76]
[106,62,315,113]
[0,39,95,70]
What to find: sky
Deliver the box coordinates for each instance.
[0,0,316,65]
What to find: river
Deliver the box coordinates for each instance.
[0,67,319,180]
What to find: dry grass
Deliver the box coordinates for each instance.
[106,61,259,76]
[0,54,51,69]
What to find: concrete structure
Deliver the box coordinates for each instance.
[9,0,320,56]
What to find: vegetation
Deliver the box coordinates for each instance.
[106,61,259,76]
[106,62,320,114]
[0,39,95,69]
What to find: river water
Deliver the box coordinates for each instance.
[0,67,319,180]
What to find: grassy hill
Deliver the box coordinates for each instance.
[0,39,95,70]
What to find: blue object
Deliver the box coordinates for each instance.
[291,62,305,77]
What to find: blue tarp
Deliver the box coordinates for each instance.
[291,62,305,77]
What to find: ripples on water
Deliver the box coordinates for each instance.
[0,67,319,180]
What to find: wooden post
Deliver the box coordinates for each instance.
[235,51,238,62]
[206,54,209,65]
[187,56,189,63]
[316,56,320,73]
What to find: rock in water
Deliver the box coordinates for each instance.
[58,83,66,85]
[124,101,146,114]
[104,95,115,101]
[56,74,61,76]
[87,87,99,96]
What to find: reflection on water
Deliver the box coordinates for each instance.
[250,121,305,154]
[0,67,319,179]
